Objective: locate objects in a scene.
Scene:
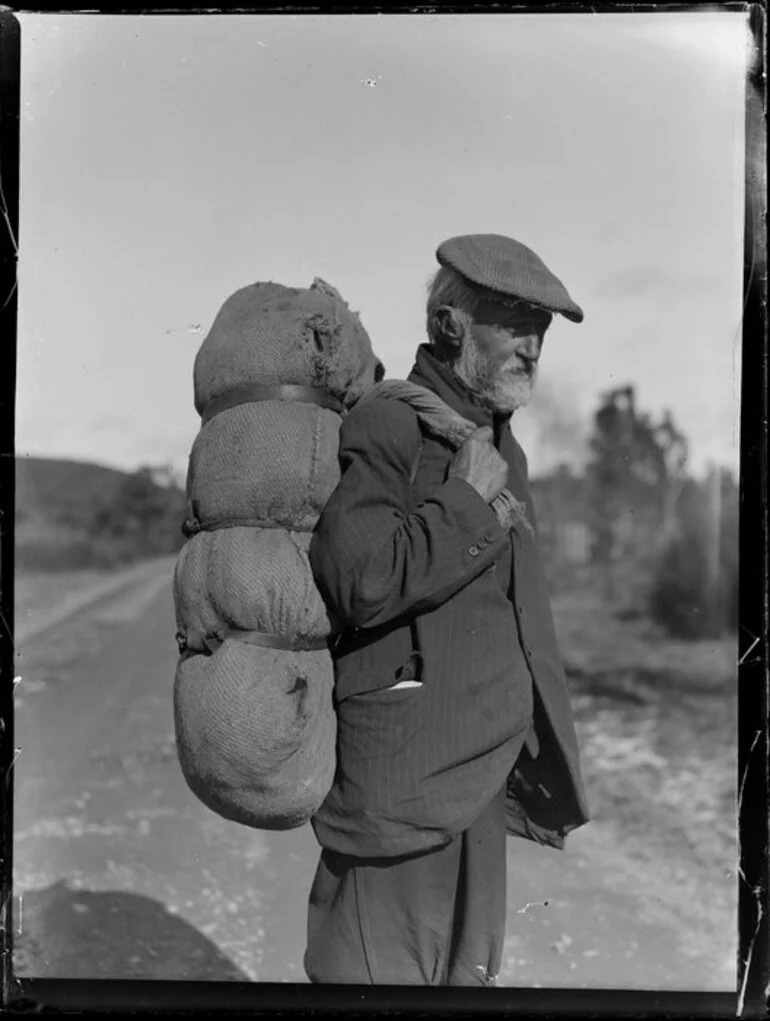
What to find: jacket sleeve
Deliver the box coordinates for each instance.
[309,397,510,631]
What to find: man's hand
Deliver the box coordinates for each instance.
[447,426,509,504]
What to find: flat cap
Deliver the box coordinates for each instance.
[436,233,584,323]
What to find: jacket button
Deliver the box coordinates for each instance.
[483,532,496,542]
[468,545,479,556]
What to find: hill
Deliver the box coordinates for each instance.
[16,456,133,529]
[14,456,187,573]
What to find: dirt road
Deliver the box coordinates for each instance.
[12,561,736,990]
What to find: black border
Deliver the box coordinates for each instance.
[1,3,767,1016]
[736,4,769,1018]
[0,3,757,14]
[0,8,20,1017]
[0,981,744,1016]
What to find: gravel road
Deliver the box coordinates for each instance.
[12,560,736,991]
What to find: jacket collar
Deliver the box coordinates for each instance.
[407,343,512,444]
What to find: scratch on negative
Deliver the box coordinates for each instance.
[0,172,18,256]
[736,722,764,1015]
[2,277,17,310]
[4,747,20,788]
[739,635,760,666]
[738,730,762,810]
[517,900,550,914]
[737,891,765,1015]
[0,607,15,646]
[0,893,23,942]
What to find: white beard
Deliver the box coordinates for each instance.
[453,335,536,415]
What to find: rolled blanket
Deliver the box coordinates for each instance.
[173,278,382,830]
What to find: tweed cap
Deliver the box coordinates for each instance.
[436,233,584,323]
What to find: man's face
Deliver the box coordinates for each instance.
[455,299,552,414]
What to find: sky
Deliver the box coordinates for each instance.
[15,10,748,480]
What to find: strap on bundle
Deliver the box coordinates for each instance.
[201,384,343,426]
[181,516,307,538]
[176,627,329,656]
[183,383,345,537]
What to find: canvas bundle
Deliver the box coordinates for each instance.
[173,278,382,830]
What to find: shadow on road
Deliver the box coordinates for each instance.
[14,880,250,982]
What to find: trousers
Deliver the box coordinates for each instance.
[304,784,508,985]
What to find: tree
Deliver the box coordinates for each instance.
[648,466,739,639]
[586,385,688,566]
[90,464,188,561]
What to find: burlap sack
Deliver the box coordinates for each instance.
[173,278,382,830]
[193,279,378,410]
[173,642,335,830]
[174,528,330,644]
[186,403,341,533]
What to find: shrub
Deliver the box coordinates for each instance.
[89,466,188,560]
[14,462,188,573]
[648,472,738,639]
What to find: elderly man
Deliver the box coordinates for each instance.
[306,233,591,986]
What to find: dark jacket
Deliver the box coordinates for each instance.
[309,344,590,858]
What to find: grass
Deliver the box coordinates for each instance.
[551,576,737,931]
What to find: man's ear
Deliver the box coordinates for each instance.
[435,306,466,349]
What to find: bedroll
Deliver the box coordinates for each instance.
[172,277,383,830]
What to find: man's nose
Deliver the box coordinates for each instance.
[516,334,541,361]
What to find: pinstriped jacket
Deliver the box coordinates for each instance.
[309,344,590,859]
